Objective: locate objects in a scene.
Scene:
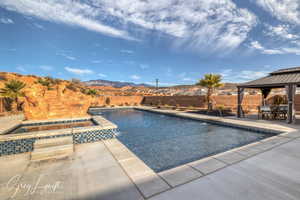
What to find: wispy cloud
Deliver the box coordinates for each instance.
[16,66,26,72]
[92,0,256,52]
[0,17,14,24]
[98,73,107,78]
[178,72,193,82]
[139,64,149,70]
[91,60,102,64]
[40,65,53,71]
[130,75,141,80]
[220,68,269,82]
[120,49,134,54]
[255,0,300,24]
[166,67,172,77]
[65,67,93,75]
[57,52,76,60]
[264,24,299,41]
[0,0,136,41]
[33,23,45,30]
[250,41,300,55]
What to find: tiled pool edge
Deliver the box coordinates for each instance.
[135,107,297,134]
[0,116,118,156]
[103,107,300,199]
[104,135,299,199]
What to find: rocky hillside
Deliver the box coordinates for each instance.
[0,72,101,120]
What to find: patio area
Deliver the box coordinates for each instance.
[1,109,300,200]
[237,67,300,124]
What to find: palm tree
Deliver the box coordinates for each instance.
[0,80,26,112]
[196,74,223,111]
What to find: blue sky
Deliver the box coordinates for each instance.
[0,0,300,86]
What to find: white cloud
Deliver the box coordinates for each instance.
[0,17,14,24]
[250,41,264,50]
[220,68,269,82]
[256,0,300,24]
[98,73,107,78]
[89,0,257,51]
[265,24,298,40]
[65,67,93,75]
[250,40,300,55]
[0,0,135,41]
[130,75,141,80]
[40,65,53,71]
[120,49,134,54]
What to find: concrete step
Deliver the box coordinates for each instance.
[31,144,73,162]
[34,137,73,149]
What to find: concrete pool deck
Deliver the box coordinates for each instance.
[1,108,300,199]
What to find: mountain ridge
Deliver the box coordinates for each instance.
[84,79,153,88]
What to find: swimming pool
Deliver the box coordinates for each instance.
[92,109,276,172]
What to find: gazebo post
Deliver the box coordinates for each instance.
[237,87,244,118]
[286,84,296,124]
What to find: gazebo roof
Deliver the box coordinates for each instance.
[238,66,300,88]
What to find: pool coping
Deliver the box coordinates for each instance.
[101,106,300,199]
[0,115,117,142]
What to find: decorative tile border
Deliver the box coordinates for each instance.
[0,116,118,156]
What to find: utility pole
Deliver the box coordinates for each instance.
[156,78,159,89]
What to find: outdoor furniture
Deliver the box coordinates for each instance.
[238,66,300,123]
[272,105,288,120]
[258,106,272,120]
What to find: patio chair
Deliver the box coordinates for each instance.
[258,105,272,120]
[272,105,288,120]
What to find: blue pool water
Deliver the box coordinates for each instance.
[93,109,275,172]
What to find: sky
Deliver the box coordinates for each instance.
[0,0,300,86]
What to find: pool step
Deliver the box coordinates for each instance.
[31,137,74,162]
[34,136,73,149]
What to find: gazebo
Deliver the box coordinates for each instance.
[237,67,300,124]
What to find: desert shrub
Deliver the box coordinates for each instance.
[111,105,115,107]
[83,89,98,96]
[66,83,78,92]
[36,78,53,90]
[125,102,129,106]
[188,106,194,110]
[216,104,225,110]
[133,102,138,106]
[119,103,124,106]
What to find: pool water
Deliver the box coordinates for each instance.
[94,109,275,172]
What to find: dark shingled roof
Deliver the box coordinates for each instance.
[238,66,300,88]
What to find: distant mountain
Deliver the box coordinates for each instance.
[84,79,153,88]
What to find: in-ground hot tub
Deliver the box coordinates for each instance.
[8,119,96,134]
[0,116,117,156]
